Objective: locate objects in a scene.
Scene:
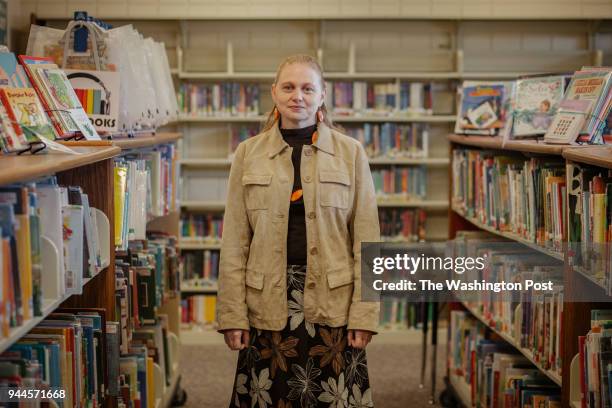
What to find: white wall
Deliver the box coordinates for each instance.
[18,0,612,20]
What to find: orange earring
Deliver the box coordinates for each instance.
[274,106,280,121]
[317,108,324,122]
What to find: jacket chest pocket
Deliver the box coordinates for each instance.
[319,170,350,209]
[242,174,272,210]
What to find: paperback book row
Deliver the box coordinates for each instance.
[181,295,217,327]
[114,239,180,407]
[113,143,179,251]
[27,15,179,133]
[323,81,434,116]
[454,67,612,145]
[345,123,430,159]
[567,162,612,293]
[228,123,430,160]
[115,237,180,351]
[449,310,561,408]
[179,209,424,243]
[372,166,427,200]
[452,148,566,253]
[452,230,564,378]
[379,299,433,329]
[578,309,612,408]
[379,208,426,243]
[181,250,219,284]
[0,308,118,408]
[0,51,103,154]
[180,213,223,242]
[178,83,261,117]
[0,178,108,335]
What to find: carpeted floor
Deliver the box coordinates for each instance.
[178,331,447,408]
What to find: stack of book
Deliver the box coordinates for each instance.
[452,148,566,251]
[545,67,612,145]
[578,309,612,408]
[372,166,427,200]
[178,83,260,117]
[452,230,564,378]
[345,123,429,159]
[379,300,433,329]
[379,208,426,242]
[324,81,433,116]
[567,162,612,290]
[230,124,260,155]
[0,178,108,332]
[450,310,561,407]
[113,143,179,250]
[0,309,116,407]
[180,213,223,242]
[181,295,217,327]
[182,250,219,284]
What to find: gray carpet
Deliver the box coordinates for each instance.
[178,339,447,407]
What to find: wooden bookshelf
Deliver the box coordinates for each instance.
[0,146,121,185]
[563,146,612,169]
[450,204,564,261]
[447,135,612,406]
[111,132,182,150]
[0,147,121,394]
[448,133,566,155]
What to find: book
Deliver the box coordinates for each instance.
[455,81,513,136]
[512,76,566,138]
[0,87,56,144]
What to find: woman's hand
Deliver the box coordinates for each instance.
[223,329,250,350]
[347,329,373,349]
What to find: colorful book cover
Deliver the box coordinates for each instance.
[0,53,30,88]
[0,87,57,142]
[0,100,27,153]
[513,76,566,137]
[38,68,100,140]
[455,81,509,135]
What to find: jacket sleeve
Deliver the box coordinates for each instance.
[216,142,252,332]
[347,142,381,333]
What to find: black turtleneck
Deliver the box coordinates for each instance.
[280,124,316,265]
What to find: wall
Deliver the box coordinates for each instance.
[18,0,612,20]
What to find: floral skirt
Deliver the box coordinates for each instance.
[230,264,373,408]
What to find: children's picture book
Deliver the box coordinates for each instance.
[455,82,510,136]
[37,68,100,141]
[0,87,57,142]
[512,76,566,137]
[0,53,30,88]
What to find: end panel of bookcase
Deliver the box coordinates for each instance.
[56,157,116,317]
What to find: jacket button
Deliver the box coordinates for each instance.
[307,212,316,219]
[304,175,312,183]
[304,149,312,156]
[307,282,316,289]
[310,247,318,255]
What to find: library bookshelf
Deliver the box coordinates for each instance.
[113,132,184,408]
[446,134,612,407]
[0,131,183,408]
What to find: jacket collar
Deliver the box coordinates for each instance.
[267,120,335,158]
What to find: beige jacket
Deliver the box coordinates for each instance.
[216,121,380,333]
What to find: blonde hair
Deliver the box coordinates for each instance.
[262,54,335,132]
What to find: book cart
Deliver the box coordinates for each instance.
[442,134,612,407]
[0,131,185,408]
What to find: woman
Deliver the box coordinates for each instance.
[217,54,380,408]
